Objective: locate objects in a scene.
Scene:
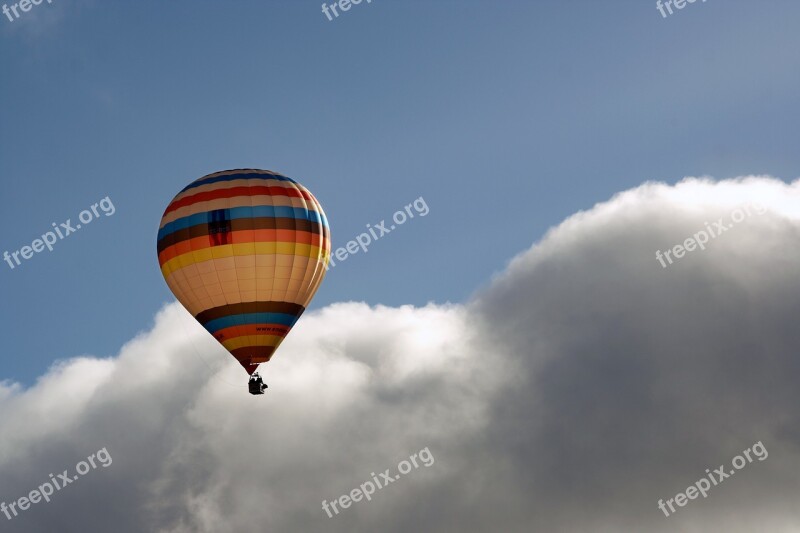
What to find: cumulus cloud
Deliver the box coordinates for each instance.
[2,175,800,532]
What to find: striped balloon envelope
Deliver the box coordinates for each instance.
[157,169,331,374]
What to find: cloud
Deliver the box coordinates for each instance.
[2,175,800,532]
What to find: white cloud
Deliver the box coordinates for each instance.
[2,175,800,532]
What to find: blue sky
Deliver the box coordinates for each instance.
[1,0,800,384]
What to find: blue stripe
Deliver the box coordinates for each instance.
[181,172,296,193]
[158,205,328,241]
[203,312,300,333]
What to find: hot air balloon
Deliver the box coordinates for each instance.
[157,169,331,394]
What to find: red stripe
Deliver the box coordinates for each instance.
[164,186,314,215]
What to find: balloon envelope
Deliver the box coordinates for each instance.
[157,169,331,373]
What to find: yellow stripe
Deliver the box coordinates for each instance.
[222,335,284,351]
[160,243,330,278]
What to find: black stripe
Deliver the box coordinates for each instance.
[195,302,306,325]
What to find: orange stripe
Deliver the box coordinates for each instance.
[158,229,322,265]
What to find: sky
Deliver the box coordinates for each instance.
[1,1,800,532]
